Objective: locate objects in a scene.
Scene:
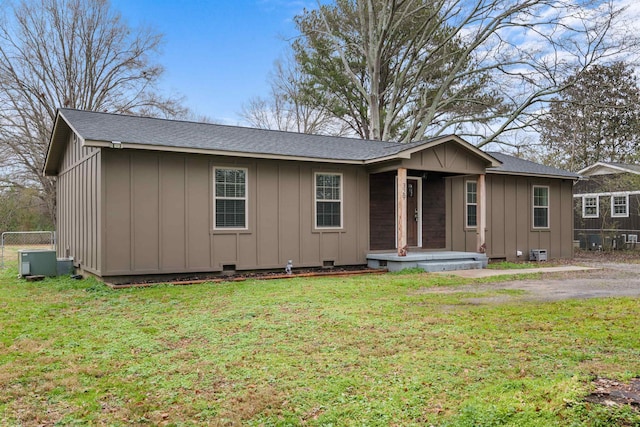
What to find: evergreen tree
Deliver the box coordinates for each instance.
[539,62,640,172]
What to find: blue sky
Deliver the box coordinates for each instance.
[110,0,314,124]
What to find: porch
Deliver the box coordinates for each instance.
[367,251,488,272]
[365,137,501,267]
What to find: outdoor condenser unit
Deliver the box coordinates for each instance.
[529,249,548,262]
[56,258,74,276]
[18,249,57,277]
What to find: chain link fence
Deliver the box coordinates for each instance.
[1,231,55,268]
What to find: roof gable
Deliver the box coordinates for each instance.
[578,162,640,176]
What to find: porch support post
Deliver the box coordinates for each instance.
[397,167,407,256]
[477,174,487,253]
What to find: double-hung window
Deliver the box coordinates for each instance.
[315,173,342,228]
[582,196,598,218]
[214,167,247,229]
[466,181,477,228]
[533,186,549,228]
[612,194,629,217]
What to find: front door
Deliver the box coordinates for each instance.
[407,178,419,246]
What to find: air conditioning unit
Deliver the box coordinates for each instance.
[56,258,74,276]
[18,249,57,277]
[530,249,548,262]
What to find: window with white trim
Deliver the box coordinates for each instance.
[466,181,477,228]
[315,173,342,228]
[214,167,247,229]
[582,196,598,218]
[533,186,549,228]
[611,195,629,217]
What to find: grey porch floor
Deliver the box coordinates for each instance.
[367,251,489,272]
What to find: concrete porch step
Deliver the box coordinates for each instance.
[367,251,488,272]
[417,260,484,273]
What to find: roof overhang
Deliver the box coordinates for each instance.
[84,134,502,168]
[487,170,578,180]
[44,110,72,176]
[83,139,365,165]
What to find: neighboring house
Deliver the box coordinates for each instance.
[574,162,640,249]
[44,109,577,282]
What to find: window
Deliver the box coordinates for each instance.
[582,196,599,218]
[533,186,549,228]
[628,234,638,243]
[466,181,477,228]
[214,167,247,229]
[315,173,342,228]
[611,194,629,217]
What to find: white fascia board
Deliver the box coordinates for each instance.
[573,190,640,198]
[487,170,576,180]
[578,162,640,176]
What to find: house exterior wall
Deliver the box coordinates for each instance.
[100,149,369,277]
[369,172,396,250]
[574,195,640,234]
[449,174,574,260]
[55,133,102,274]
[573,173,640,248]
[422,173,447,248]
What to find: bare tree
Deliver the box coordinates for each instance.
[241,56,351,136]
[0,0,186,223]
[293,0,638,145]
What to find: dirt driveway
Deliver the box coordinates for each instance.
[423,256,640,303]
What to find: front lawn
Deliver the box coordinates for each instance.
[0,265,638,426]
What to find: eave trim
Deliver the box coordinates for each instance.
[84,140,365,165]
[487,170,578,180]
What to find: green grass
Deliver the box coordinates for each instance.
[486,261,539,269]
[1,264,639,426]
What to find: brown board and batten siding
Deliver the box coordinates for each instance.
[449,174,574,261]
[398,140,488,174]
[56,132,101,274]
[45,109,579,280]
[102,149,369,277]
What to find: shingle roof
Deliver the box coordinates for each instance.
[49,109,575,180]
[487,152,579,179]
[57,108,431,162]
